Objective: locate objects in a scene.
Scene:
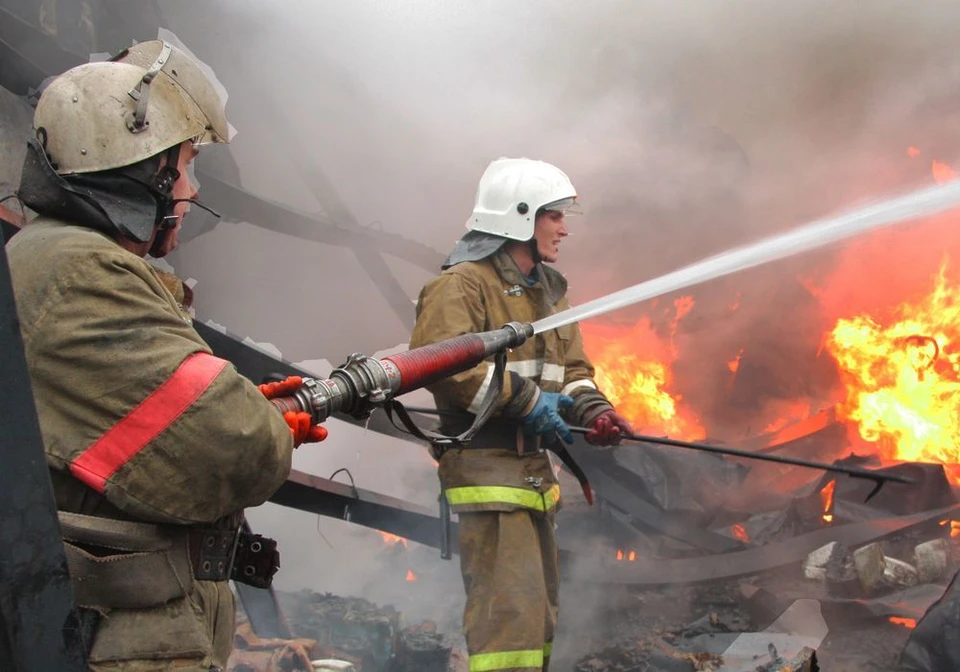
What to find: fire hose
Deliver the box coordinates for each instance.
[266,321,532,425]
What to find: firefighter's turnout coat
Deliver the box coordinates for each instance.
[8,217,294,671]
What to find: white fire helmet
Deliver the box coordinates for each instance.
[33,39,230,176]
[467,157,581,241]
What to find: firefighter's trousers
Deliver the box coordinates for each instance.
[458,509,559,672]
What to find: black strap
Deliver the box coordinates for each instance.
[384,349,508,447]
[548,442,595,505]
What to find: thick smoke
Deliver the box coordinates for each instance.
[158,1,960,663]
[6,0,960,664]
[161,1,960,441]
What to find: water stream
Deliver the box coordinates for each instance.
[533,179,960,334]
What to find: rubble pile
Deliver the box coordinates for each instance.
[550,442,960,669]
[229,622,318,672]
[269,591,459,672]
[567,581,823,672]
[561,521,960,670]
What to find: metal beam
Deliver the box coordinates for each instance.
[271,470,457,551]
[561,503,960,585]
[194,172,444,274]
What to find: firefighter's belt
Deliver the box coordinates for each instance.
[466,420,545,456]
[58,511,197,611]
[57,512,279,610]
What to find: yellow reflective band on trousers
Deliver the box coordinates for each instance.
[469,648,544,671]
[543,642,553,658]
[445,484,561,512]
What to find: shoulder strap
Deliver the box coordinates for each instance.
[384,349,507,446]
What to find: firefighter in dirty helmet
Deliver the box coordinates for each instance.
[7,40,327,670]
[409,157,633,671]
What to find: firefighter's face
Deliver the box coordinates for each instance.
[155,141,200,257]
[533,210,569,263]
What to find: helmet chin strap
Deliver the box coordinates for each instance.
[146,143,221,258]
[146,144,183,257]
[527,209,543,267]
[148,198,222,257]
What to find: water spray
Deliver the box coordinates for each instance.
[534,179,960,334]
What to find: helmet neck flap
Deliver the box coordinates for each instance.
[18,138,219,256]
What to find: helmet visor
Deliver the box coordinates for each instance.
[542,196,583,216]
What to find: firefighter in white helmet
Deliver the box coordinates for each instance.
[410,157,633,671]
[8,40,327,670]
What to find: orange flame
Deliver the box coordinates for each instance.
[820,479,836,524]
[615,549,638,562]
[940,519,960,537]
[825,259,960,480]
[583,299,704,440]
[889,617,917,629]
[578,150,960,481]
[731,524,749,542]
[727,349,744,374]
[761,400,813,435]
[378,532,408,547]
[932,160,958,184]
[809,156,960,484]
[405,569,417,582]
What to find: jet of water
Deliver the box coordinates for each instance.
[533,179,960,334]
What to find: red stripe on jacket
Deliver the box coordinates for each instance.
[70,352,228,492]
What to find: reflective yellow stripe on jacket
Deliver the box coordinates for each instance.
[469,648,543,671]
[445,484,561,512]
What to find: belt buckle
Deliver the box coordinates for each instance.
[231,532,280,589]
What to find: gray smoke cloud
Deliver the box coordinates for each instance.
[6,0,960,664]
[159,0,960,368]
[154,1,960,664]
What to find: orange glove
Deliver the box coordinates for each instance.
[258,375,304,399]
[258,376,329,447]
[282,410,328,446]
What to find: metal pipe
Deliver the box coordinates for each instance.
[401,405,915,498]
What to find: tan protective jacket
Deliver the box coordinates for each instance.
[8,217,294,667]
[410,249,607,515]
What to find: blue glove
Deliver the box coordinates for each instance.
[521,392,575,444]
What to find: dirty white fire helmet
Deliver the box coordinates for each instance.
[467,157,581,241]
[33,39,229,176]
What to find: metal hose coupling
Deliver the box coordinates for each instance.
[270,322,534,423]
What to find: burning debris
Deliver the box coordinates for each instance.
[539,153,960,667]
[579,155,960,489]
[551,444,960,668]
